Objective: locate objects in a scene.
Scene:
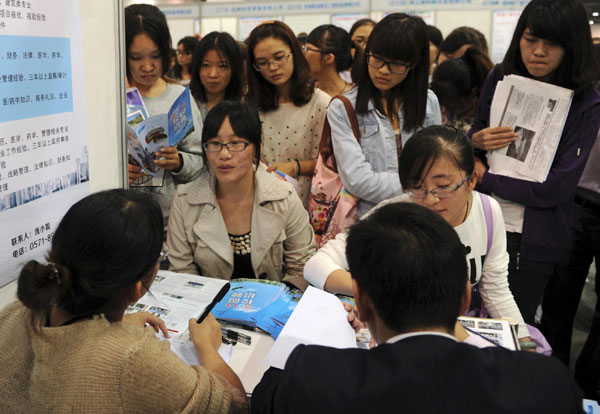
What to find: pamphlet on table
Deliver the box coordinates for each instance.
[125,270,229,340]
[458,316,519,350]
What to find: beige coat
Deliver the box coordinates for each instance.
[167,164,315,290]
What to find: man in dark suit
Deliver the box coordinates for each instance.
[251,203,583,414]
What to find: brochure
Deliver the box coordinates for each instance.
[457,316,520,350]
[125,270,229,340]
[126,87,149,120]
[127,86,195,183]
[212,279,304,339]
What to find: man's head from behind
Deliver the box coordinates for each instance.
[346,202,469,339]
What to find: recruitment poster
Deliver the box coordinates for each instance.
[0,0,89,286]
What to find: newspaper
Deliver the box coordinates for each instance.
[488,75,573,183]
[125,270,229,340]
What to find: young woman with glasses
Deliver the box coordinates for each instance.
[189,32,244,121]
[468,0,600,325]
[303,25,361,97]
[0,189,247,413]
[327,13,442,218]
[305,125,531,343]
[125,5,204,232]
[245,21,331,209]
[166,101,316,290]
[169,36,199,86]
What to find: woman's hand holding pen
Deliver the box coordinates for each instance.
[123,311,170,338]
[189,314,222,356]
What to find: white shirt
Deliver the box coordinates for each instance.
[385,331,495,348]
[304,191,529,338]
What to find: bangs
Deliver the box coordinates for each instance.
[525,6,567,46]
[368,18,425,64]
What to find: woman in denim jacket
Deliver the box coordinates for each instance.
[327,13,442,218]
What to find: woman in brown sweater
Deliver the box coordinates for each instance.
[0,189,247,413]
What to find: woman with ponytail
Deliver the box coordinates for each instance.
[304,24,360,97]
[0,189,247,413]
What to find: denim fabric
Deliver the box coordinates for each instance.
[328,87,441,217]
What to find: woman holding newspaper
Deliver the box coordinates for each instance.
[468,0,600,324]
[0,189,247,413]
[125,5,204,232]
[326,13,441,219]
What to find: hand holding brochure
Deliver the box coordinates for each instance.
[457,316,519,350]
[125,270,229,340]
[488,75,573,182]
[126,87,195,180]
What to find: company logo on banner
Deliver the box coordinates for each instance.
[0,0,89,287]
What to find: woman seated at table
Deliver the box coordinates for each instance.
[0,189,247,413]
[167,101,316,290]
[304,125,531,341]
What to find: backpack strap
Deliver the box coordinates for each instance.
[319,94,360,172]
[479,193,494,256]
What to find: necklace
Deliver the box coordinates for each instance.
[229,232,251,255]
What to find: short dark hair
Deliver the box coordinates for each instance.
[426,25,443,48]
[431,47,493,116]
[349,18,376,37]
[190,32,244,104]
[399,125,474,190]
[17,190,163,327]
[124,4,172,81]
[245,21,314,112]
[346,202,468,333]
[201,101,262,169]
[171,36,199,80]
[502,0,599,93]
[439,26,488,57]
[355,13,430,132]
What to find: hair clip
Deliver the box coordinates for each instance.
[46,262,61,284]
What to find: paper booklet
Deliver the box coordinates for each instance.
[488,75,573,183]
[211,279,306,340]
[125,270,229,340]
[457,316,520,351]
[125,87,195,186]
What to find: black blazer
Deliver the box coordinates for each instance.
[252,335,582,414]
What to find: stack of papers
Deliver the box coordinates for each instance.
[212,279,301,339]
[488,75,573,182]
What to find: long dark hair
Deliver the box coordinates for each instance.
[171,36,199,80]
[245,21,314,112]
[355,13,430,131]
[17,190,163,327]
[124,4,172,82]
[190,32,244,104]
[502,0,599,93]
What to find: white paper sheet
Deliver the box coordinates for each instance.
[264,286,356,369]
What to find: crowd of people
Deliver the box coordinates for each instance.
[1,0,599,412]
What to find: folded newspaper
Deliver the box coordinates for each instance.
[488,75,573,183]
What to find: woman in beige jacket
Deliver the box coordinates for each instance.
[167,101,315,290]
